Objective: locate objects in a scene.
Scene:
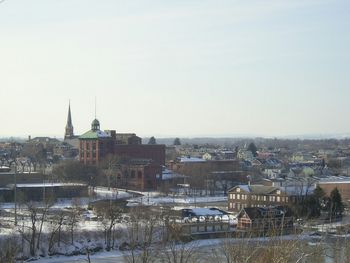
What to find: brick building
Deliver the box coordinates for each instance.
[115,160,162,190]
[79,118,165,166]
[237,206,294,233]
[228,184,311,212]
[79,119,115,165]
[318,178,350,205]
[78,118,165,190]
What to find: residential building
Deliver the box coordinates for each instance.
[227,184,312,212]
[318,177,350,205]
[236,206,294,232]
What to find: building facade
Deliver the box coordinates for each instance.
[228,184,303,212]
[318,178,350,205]
[79,119,115,165]
[236,206,294,233]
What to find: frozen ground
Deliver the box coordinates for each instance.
[33,234,316,263]
[0,187,247,262]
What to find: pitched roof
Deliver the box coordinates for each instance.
[238,206,292,219]
[229,184,278,194]
[249,185,279,194]
[79,130,111,139]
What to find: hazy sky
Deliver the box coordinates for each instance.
[0,0,349,138]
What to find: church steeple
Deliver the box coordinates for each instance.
[64,101,74,139]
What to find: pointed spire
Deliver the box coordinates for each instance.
[64,101,74,139]
[67,100,72,127]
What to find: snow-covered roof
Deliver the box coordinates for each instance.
[279,185,315,195]
[185,208,225,216]
[8,183,87,188]
[239,185,251,193]
[318,176,350,184]
[178,157,206,163]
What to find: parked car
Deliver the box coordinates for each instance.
[83,210,98,221]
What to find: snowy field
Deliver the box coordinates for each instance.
[0,187,239,262]
[33,234,317,263]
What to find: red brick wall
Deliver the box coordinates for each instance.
[114,144,165,165]
[318,182,350,205]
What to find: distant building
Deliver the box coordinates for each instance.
[228,184,313,212]
[79,119,115,165]
[202,152,220,161]
[236,206,294,233]
[220,150,235,160]
[63,102,80,151]
[318,177,350,205]
[64,102,75,140]
[114,159,162,191]
[79,118,165,166]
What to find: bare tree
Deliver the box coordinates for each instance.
[18,202,39,257]
[0,237,18,263]
[210,236,325,263]
[124,206,160,263]
[47,211,66,255]
[159,240,198,263]
[67,198,81,245]
[95,201,122,251]
[36,195,54,250]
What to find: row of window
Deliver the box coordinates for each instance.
[80,152,98,158]
[229,194,289,203]
[80,142,98,150]
[229,202,279,210]
[115,171,144,179]
[229,202,248,210]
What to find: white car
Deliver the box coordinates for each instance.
[83,210,98,221]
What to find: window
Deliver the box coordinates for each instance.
[237,188,240,192]
[237,194,240,200]
[138,171,142,179]
[131,170,136,178]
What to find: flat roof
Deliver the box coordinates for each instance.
[7,183,87,188]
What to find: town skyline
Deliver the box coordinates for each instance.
[1,0,350,138]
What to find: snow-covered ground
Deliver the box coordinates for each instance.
[0,187,230,262]
[33,234,317,263]
[126,194,227,206]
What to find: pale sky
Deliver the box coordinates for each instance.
[0,0,349,138]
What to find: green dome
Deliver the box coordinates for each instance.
[91,118,100,131]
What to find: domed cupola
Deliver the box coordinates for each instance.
[91,118,100,131]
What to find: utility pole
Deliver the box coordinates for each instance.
[14,161,17,226]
